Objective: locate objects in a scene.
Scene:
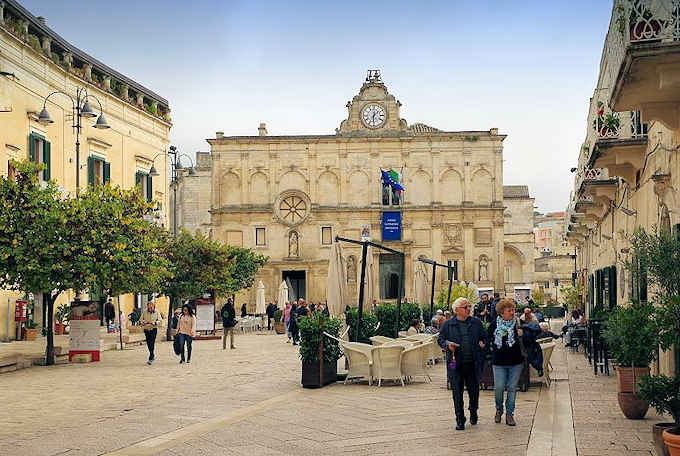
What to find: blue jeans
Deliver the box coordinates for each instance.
[178,333,193,361]
[493,363,523,415]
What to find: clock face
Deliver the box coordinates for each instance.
[361,104,386,128]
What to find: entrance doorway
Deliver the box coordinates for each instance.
[282,270,306,301]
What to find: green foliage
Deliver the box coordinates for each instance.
[273,309,283,322]
[560,283,583,311]
[55,304,70,325]
[464,135,479,142]
[345,308,377,343]
[603,113,620,129]
[531,287,546,307]
[299,313,342,365]
[436,283,479,310]
[375,301,420,336]
[27,34,41,52]
[25,319,37,329]
[603,302,657,367]
[225,247,268,295]
[629,227,680,298]
[638,374,680,425]
[652,297,680,353]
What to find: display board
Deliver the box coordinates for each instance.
[69,300,101,361]
[195,303,215,332]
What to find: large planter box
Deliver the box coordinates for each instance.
[274,322,286,334]
[302,361,337,389]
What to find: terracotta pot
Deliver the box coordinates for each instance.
[616,366,650,393]
[24,328,38,341]
[653,423,676,456]
[617,392,649,419]
[663,426,680,456]
[54,323,64,335]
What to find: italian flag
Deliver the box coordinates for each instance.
[389,169,402,196]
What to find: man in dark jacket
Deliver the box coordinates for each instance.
[474,293,493,324]
[438,297,488,431]
[265,302,277,330]
[221,299,237,350]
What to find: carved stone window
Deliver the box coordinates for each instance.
[275,190,311,227]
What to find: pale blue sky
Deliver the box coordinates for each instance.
[21,0,614,212]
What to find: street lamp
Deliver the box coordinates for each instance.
[38,87,109,192]
[149,146,195,237]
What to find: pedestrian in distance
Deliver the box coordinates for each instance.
[178,304,196,364]
[438,297,487,430]
[282,301,292,343]
[474,293,493,324]
[266,302,277,331]
[221,299,236,350]
[289,302,300,345]
[488,298,525,426]
[241,303,247,318]
[140,300,163,365]
[104,299,116,328]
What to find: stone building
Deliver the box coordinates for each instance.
[0,0,171,340]
[532,211,575,302]
[502,186,536,297]
[177,71,517,309]
[566,0,678,376]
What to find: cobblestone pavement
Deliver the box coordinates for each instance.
[0,323,669,456]
[566,342,664,456]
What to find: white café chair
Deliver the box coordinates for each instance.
[401,343,431,383]
[372,345,405,387]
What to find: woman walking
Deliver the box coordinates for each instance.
[178,304,196,364]
[488,298,524,426]
[289,302,300,345]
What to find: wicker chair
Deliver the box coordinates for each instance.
[340,341,375,385]
[530,342,556,386]
[370,335,396,346]
[400,343,431,383]
[373,345,405,386]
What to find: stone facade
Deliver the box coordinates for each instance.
[0,1,171,340]
[179,72,516,310]
[502,186,535,297]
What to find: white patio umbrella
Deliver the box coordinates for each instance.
[256,280,266,315]
[277,281,289,309]
[326,241,348,316]
[413,261,429,306]
[357,246,375,310]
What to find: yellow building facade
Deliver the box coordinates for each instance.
[566,0,678,376]
[0,0,171,340]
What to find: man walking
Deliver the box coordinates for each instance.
[140,301,163,365]
[221,299,236,349]
[266,302,277,331]
[438,297,487,430]
[474,293,493,324]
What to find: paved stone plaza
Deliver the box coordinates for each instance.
[0,324,665,456]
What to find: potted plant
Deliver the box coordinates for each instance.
[603,302,657,419]
[55,303,70,335]
[273,309,285,334]
[299,312,341,388]
[24,318,38,341]
[638,374,680,456]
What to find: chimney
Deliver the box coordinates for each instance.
[258,123,267,136]
[37,16,46,26]
[216,131,224,139]
[489,128,498,135]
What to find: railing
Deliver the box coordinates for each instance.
[601,0,680,103]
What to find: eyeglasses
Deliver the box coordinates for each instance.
[460,305,471,310]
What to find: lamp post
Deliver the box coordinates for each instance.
[149,146,194,340]
[37,87,110,193]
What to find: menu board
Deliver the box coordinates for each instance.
[69,319,101,351]
[195,303,215,332]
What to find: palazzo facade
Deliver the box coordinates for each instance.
[176,72,533,309]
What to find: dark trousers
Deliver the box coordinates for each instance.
[178,333,193,361]
[144,328,157,360]
[267,316,272,330]
[448,361,479,423]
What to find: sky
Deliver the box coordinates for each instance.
[20,0,614,212]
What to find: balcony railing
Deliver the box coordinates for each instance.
[601,0,680,103]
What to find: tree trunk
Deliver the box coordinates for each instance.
[166,295,175,341]
[45,294,57,366]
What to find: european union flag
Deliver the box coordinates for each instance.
[381,169,404,192]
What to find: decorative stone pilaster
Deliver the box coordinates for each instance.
[103,76,111,90]
[83,63,92,81]
[41,36,51,58]
[119,83,129,100]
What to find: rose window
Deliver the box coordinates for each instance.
[279,195,307,224]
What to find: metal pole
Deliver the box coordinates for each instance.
[446,260,454,311]
[75,94,81,193]
[429,264,436,320]
[117,297,123,350]
[396,255,404,338]
[356,241,368,343]
[4,298,10,343]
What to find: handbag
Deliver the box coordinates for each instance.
[173,334,181,355]
[515,318,527,358]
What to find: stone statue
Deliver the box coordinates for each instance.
[288,231,299,257]
[479,257,488,282]
[347,256,357,283]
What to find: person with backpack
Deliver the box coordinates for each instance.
[221,299,236,350]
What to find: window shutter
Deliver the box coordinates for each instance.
[588,274,594,312]
[87,156,95,186]
[103,162,110,183]
[29,133,36,162]
[135,171,142,192]
[43,140,51,181]
[146,174,152,202]
[609,265,617,309]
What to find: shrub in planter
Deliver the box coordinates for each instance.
[344,308,377,343]
[639,374,680,456]
[55,303,70,335]
[373,302,421,337]
[299,313,341,388]
[273,309,285,334]
[604,302,657,419]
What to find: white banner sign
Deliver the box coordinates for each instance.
[195,304,215,332]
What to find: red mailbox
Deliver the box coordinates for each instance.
[14,299,27,322]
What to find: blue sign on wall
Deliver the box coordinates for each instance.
[382,211,402,241]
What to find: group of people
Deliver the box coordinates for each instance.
[279,299,330,345]
[437,296,554,431]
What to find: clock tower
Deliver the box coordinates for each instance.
[336,70,409,136]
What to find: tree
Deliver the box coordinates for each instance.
[436,282,479,310]
[629,226,680,297]
[560,283,583,312]
[225,246,268,295]
[530,287,546,306]
[0,161,85,365]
